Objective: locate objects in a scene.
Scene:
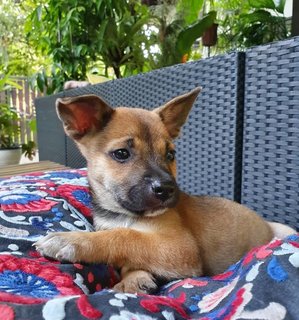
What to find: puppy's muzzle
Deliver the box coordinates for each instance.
[123,173,179,214]
[147,177,176,202]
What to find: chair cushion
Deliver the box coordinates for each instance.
[0,168,298,319]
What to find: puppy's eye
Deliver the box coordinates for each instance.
[111,148,131,162]
[166,150,176,161]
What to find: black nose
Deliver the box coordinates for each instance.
[150,179,176,202]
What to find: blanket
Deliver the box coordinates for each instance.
[0,169,298,320]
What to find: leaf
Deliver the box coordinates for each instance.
[65,8,77,23]
[241,10,272,24]
[74,45,83,57]
[95,0,104,12]
[249,0,276,10]
[5,79,22,90]
[176,11,217,56]
[28,119,37,132]
[177,0,204,24]
[97,20,109,51]
[130,16,149,37]
[275,0,286,14]
[105,18,118,41]
[36,73,45,93]
[36,4,43,21]
[22,141,36,160]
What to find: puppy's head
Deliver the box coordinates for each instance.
[56,87,201,217]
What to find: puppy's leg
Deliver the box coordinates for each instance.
[34,229,202,281]
[113,270,158,294]
[268,222,296,239]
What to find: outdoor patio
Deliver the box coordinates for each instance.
[0,0,298,319]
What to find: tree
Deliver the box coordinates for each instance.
[0,0,49,75]
[22,0,291,94]
[215,0,289,51]
[147,0,216,68]
[26,0,151,92]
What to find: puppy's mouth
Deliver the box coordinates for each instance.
[118,199,171,216]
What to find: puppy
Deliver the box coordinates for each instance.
[35,87,295,293]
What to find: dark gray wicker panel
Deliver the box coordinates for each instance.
[65,138,86,168]
[242,37,299,229]
[61,79,115,105]
[35,93,67,165]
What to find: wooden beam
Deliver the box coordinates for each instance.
[292,0,299,36]
[0,161,69,178]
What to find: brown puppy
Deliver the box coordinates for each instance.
[35,87,294,293]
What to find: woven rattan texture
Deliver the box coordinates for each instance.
[80,53,241,199]
[65,138,86,168]
[242,37,299,229]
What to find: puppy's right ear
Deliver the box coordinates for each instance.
[154,87,202,139]
[56,95,114,140]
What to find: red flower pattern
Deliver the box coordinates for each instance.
[49,185,92,217]
[0,255,82,304]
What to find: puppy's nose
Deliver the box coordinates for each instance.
[150,179,175,202]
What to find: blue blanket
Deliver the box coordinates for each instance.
[0,169,298,319]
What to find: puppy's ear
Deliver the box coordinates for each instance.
[56,95,114,140]
[154,87,202,139]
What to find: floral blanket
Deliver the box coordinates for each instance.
[0,169,298,320]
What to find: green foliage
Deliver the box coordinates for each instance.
[0,0,26,73]
[0,0,49,76]
[0,72,36,158]
[176,0,204,24]
[249,0,276,10]
[26,0,151,91]
[99,3,151,78]
[22,140,36,160]
[237,0,288,47]
[1,0,290,94]
[0,73,20,149]
[150,0,216,68]
[176,11,216,56]
[25,0,217,87]
[0,103,19,149]
[216,0,289,51]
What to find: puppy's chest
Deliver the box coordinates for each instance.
[93,211,153,233]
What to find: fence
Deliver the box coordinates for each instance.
[0,76,41,146]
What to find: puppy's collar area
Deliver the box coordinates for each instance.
[91,201,167,230]
[143,208,167,217]
[92,202,136,230]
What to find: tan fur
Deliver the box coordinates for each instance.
[35,87,295,293]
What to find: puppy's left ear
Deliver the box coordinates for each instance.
[154,87,202,139]
[56,95,114,140]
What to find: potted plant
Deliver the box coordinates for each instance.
[202,22,218,47]
[201,0,218,52]
[0,74,36,166]
[0,103,22,165]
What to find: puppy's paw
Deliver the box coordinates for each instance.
[113,270,158,294]
[34,232,83,262]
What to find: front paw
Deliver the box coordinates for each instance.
[34,232,81,262]
[113,270,158,294]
